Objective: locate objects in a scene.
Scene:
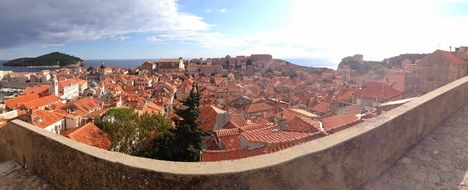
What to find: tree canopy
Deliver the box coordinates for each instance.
[95,108,172,154]
[137,84,210,162]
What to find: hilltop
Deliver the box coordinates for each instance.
[3,52,83,67]
[337,53,428,75]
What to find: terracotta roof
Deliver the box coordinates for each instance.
[311,101,330,114]
[31,110,66,129]
[199,106,217,131]
[322,115,362,134]
[274,108,315,122]
[240,123,275,132]
[230,113,248,127]
[215,128,241,150]
[65,97,103,116]
[136,101,163,115]
[434,49,467,65]
[58,79,80,89]
[20,95,60,110]
[355,82,402,100]
[243,102,275,114]
[5,94,40,109]
[216,83,242,93]
[62,122,111,149]
[201,147,267,162]
[336,89,356,102]
[24,85,50,95]
[285,116,320,133]
[241,129,315,145]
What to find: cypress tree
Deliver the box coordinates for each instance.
[143,83,209,161]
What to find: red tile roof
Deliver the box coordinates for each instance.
[58,79,80,89]
[355,82,402,100]
[322,115,362,134]
[243,102,275,114]
[201,147,267,162]
[62,122,111,149]
[336,89,356,102]
[199,105,223,131]
[24,85,50,95]
[20,95,60,110]
[230,113,248,127]
[215,128,241,150]
[240,123,275,132]
[31,110,66,129]
[285,116,320,133]
[5,94,40,109]
[434,49,467,65]
[65,97,103,116]
[241,129,315,145]
[311,101,330,114]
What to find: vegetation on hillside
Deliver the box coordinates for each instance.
[3,52,83,67]
[382,53,427,67]
[338,53,427,75]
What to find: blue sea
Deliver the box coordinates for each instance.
[0,58,337,72]
[0,59,149,72]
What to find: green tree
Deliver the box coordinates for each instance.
[140,84,209,161]
[95,108,171,155]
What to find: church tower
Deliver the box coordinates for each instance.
[50,74,59,96]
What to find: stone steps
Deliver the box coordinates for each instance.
[0,160,53,190]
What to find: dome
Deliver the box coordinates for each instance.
[90,81,98,88]
[100,61,107,69]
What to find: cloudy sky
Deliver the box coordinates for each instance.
[0,0,468,67]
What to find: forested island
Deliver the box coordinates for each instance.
[3,52,83,67]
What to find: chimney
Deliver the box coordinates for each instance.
[278,113,287,130]
[214,111,232,130]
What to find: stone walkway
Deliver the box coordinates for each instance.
[362,103,468,190]
[0,160,53,190]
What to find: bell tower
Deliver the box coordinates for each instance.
[50,74,59,96]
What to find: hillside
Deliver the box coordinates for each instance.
[337,53,428,74]
[3,52,83,67]
[382,53,427,67]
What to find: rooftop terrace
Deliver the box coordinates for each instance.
[0,76,467,190]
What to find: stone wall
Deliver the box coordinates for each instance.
[0,76,467,190]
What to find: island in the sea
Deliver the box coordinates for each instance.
[3,52,84,67]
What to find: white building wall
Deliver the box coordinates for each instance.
[43,119,66,134]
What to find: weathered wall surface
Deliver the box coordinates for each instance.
[0,77,467,190]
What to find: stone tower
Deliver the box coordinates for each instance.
[50,74,59,96]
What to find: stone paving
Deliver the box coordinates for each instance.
[362,103,468,190]
[0,160,53,190]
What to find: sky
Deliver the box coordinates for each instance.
[0,0,468,67]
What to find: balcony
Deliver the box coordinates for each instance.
[1,77,467,190]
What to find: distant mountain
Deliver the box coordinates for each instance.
[3,52,83,67]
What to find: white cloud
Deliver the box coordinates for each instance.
[205,8,227,14]
[0,0,210,48]
[180,0,468,66]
